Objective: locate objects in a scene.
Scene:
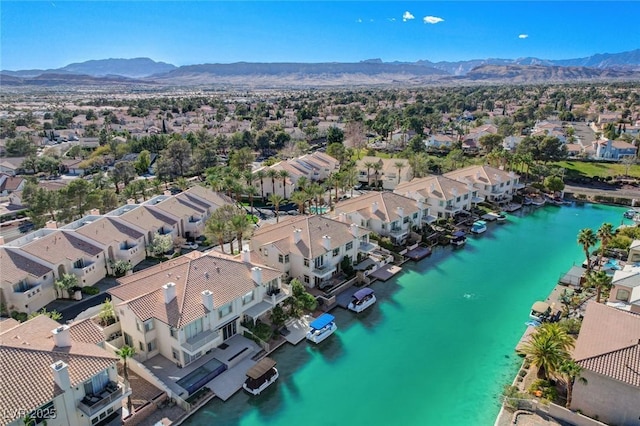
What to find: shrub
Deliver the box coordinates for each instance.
[253,322,273,342]
[81,286,100,295]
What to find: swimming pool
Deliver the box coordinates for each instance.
[309,206,329,214]
[176,358,226,394]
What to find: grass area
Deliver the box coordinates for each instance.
[553,160,640,179]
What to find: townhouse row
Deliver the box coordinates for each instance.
[0,185,234,314]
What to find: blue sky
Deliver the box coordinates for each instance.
[2,1,639,70]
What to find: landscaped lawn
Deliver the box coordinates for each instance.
[553,160,640,179]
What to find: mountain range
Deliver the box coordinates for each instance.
[2,50,640,88]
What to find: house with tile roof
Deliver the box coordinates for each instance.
[114,204,179,249]
[108,251,286,368]
[0,315,128,426]
[334,192,422,246]
[571,302,640,425]
[6,228,108,289]
[444,165,523,204]
[250,215,369,289]
[0,247,54,314]
[0,173,25,196]
[606,268,640,314]
[591,138,638,160]
[355,157,412,190]
[62,215,147,274]
[395,175,482,220]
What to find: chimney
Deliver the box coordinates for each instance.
[46,220,57,229]
[338,212,347,223]
[349,223,359,238]
[51,361,71,390]
[51,325,72,348]
[241,248,251,263]
[201,290,214,311]
[162,282,177,304]
[127,198,136,205]
[371,202,378,214]
[417,200,424,210]
[89,208,100,215]
[251,266,262,285]
[164,190,172,196]
[322,235,331,251]
[293,228,302,244]
[396,206,404,218]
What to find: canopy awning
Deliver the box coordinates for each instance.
[453,231,466,238]
[309,313,335,330]
[353,288,374,301]
[246,357,277,380]
[243,301,272,319]
[531,301,550,314]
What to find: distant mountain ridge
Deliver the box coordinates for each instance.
[3,57,176,78]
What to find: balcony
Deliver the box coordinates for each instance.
[73,260,96,275]
[389,227,409,238]
[443,204,462,213]
[182,329,220,354]
[421,214,437,224]
[263,283,291,305]
[78,382,129,417]
[359,241,377,253]
[312,264,337,278]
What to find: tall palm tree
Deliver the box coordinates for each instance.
[205,218,228,253]
[307,183,324,213]
[343,166,358,197]
[296,176,309,192]
[278,169,290,199]
[577,228,598,275]
[266,168,279,198]
[364,161,376,187]
[230,212,252,253]
[268,194,284,223]
[254,169,266,201]
[521,323,573,380]
[372,161,383,190]
[596,223,614,270]
[291,190,310,214]
[558,359,585,409]
[116,345,136,415]
[394,161,405,184]
[585,270,613,303]
[245,185,258,216]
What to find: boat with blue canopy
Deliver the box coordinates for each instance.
[306,313,337,344]
[347,288,377,313]
[451,230,467,247]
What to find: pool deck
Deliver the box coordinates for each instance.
[369,264,403,281]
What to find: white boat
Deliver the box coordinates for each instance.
[496,212,507,222]
[306,313,337,344]
[623,209,638,219]
[451,230,467,247]
[243,357,279,395]
[347,288,377,313]
[523,197,533,206]
[530,196,546,207]
[470,220,487,234]
[529,301,551,321]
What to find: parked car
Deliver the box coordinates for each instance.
[180,242,199,250]
[18,222,35,233]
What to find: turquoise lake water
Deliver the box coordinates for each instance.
[184,203,627,426]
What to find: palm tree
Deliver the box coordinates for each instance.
[577,228,597,275]
[268,194,284,223]
[245,185,258,216]
[230,212,252,253]
[116,345,136,415]
[364,161,376,187]
[278,169,290,199]
[291,190,310,214]
[585,270,613,303]
[307,183,324,213]
[266,169,279,198]
[296,176,309,192]
[558,359,585,409]
[205,218,228,253]
[394,161,405,184]
[596,223,614,270]
[372,161,383,190]
[521,323,573,380]
[254,169,266,201]
[343,166,358,197]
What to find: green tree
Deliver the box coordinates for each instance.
[115,345,136,415]
[230,211,252,253]
[596,223,614,270]
[326,126,345,144]
[291,190,310,214]
[54,273,79,299]
[147,233,173,256]
[577,228,597,275]
[134,150,151,175]
[558,359,585,409]
[521,323,574,380]
[27,307,63,321]
[109,161,136,194]
[229,147,255,172]
[5,137,36,157]
[478,133,503,153]
[268,194,284,223]
[326,142,348,164]
[278,169,290,199]
[585,270,612,303]
[162,138,192,177]
[544,175,565,193]
[97,298,116,326]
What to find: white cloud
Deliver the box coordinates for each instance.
[356,18,362,23]
[403,11,415,21]
[518,34,529,39]
[423,16,444,24]
[388,17,396,22]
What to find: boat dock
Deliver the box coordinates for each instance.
[369,264,402,281]
[405,245,432,261]
[481,212,500,221]
[335,286,362,309]
[281,316,311,345]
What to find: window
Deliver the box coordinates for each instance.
[284,254,289,263]
[304,275,310,284]
[170,328,178,339]
[439,201,444,207]
[278,254,284,263]
[242,290,254,305]
[403,217,409,224]
[263,248,269,257]
[464,194,469,200]
[616,289,630,302]
[219,303,232,318]
[456,196,461,202]
[13,280,31,293]
[84,369,109,396]
[360,220,365,227]
[139,341,144,351]
[304,258,309,267]
[147,339,157,352]
[381,223,386,230]
[172,348,180,360]
[333,248,340,257]
[74,258,85,269]
[144,319,154,332]
[346,242,353,250]
[413,212,418,219]
[124,333,133,347]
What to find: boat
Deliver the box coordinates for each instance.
[529,301,551,321]
[530,196,546,207]
[306,313,337,344]
[243,357,279,395]
[496,212,507,222]
[523,196,533,206]
[470,220,487,234]
[624,209,640,219]
[451,230,467,247]
[347,288,377,313]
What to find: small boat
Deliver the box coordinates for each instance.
[523,196,533,206]
[496,212,507,222]
[624,209,639,219]
[347,288,377,313]
[470,220,487,234]
[530,196,545,207]
[451,230,467,246]
[306,313,337,344]
[529,301,551,321]
[243,357,279,395]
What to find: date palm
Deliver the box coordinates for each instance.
[205,217,228,253]
[394,161,405,184]
[268,193,284,223]
[230,212,252,253]
[577,228,597,275]
[558,359,585,409]
[372,161,383,190]
[278,169,290,199]
[254,169,266,201]
[364,161,376,187]
[596,223,614,271]
[521,323,573,380]
[266,169,279,197]
[116,345,136,415]
[245,185,258,216]
[585,270,612,303]
[291,190,310,214]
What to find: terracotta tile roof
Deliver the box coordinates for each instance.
[109,252,281,328]
[74,217,144,246]
[444,165,518,186]
[251,215,366,260]
[184,186,234,207]
[395,175,471,202]
[0,247,52,285]
[20,231,103,265]
[69,318,105,345]
[119,205,178,229]
[154,196,205,218]
[0,175,23,192]
[0,316,117,420]
[577,344,640,388]
[574,302,640,362]
[334,192,420,223]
